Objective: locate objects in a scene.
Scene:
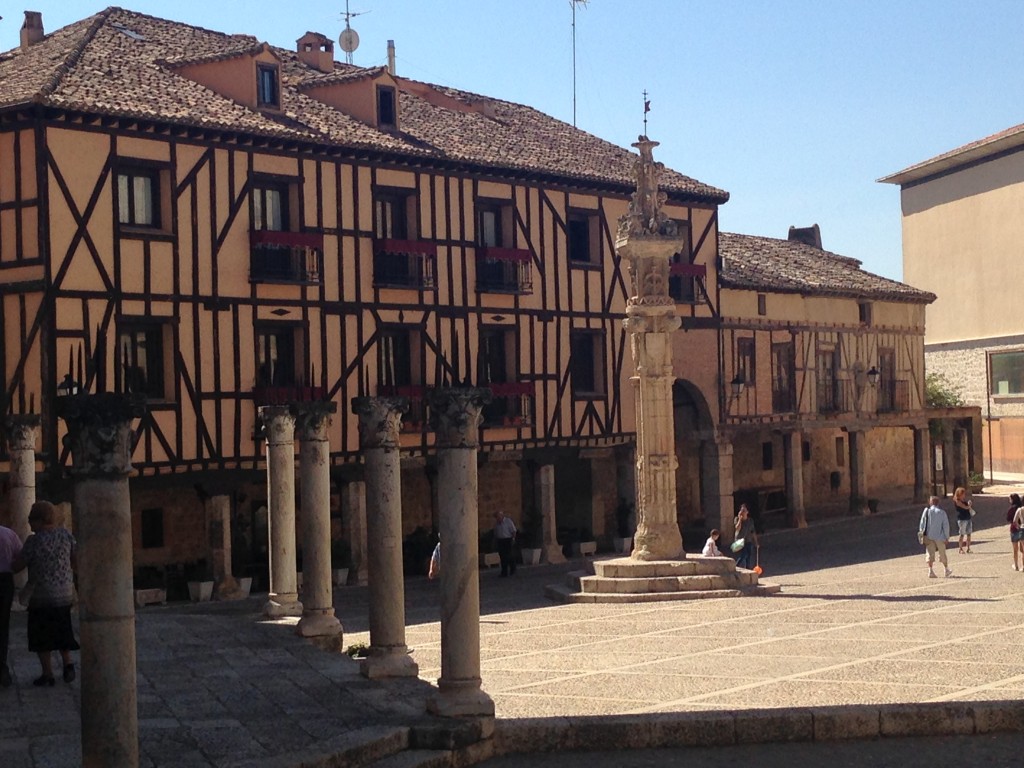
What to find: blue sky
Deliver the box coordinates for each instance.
[7,1,1024,281]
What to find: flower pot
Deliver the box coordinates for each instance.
[187,580,213,603]
[237,577,253,598]
[521,548,542,566]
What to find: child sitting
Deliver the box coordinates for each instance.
[701,529,723,557]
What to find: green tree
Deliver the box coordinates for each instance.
[925,372,965,409]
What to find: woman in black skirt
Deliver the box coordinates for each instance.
[12,501,79,686]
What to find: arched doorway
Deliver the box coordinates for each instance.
[672,380,714,535]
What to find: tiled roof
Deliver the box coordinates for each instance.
[880,122,1024,185]
[0,7,728,203]
[718,232,935,303]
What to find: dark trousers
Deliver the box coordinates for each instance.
[496,538,515,576]
[0,572,13,669]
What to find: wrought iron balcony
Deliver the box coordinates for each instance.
[249,230,323,284]
[816,379,851,415]
[373,239,437,289]
[482,381,534,427]
[878,379,910,413]
[476,247,533,294]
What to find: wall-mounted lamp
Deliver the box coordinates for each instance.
[866,366,880,387]
[56,373,80,397]
[730,374,746,399]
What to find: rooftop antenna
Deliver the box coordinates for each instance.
[571,0,589,126]
[339,0,368,65]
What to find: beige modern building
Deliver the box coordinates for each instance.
[882,125,1024,474]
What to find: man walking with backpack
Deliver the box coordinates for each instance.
[919,496,953,579]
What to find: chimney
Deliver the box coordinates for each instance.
[20,10,44,50]
[296,32,334,74]
[387,39,396,75]
[788,224,822,249]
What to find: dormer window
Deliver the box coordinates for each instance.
[377,85,396,128]
[257,63,280,109]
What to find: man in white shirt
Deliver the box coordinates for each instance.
[918,496,953,579]
[493,510,517,577]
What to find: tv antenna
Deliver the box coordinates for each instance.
[571,0,589,126]
[339,0,369,64]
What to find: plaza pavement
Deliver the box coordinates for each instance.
[3,487,1024,766]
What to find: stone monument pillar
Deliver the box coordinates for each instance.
[427,388,495,719]
[343,480,369,586]
[5,414,39,596]
[293,401,342,638]
[352,397,418,679]
[535,464,566,564]
[260,406,302,618]
[615,136,686,561]
[58,393,145,768]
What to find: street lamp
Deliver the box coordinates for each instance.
[57,373,80,397]
[730,374,746,399]
[866,366,880,387]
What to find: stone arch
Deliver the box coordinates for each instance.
[672,380,714,533]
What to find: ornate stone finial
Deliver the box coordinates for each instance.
[428,388,491,449]
[291,400,337,440]
[617,136,678,242]
[57,394,146,478]
[259,406,296,446]
[351,396,409,450]
[5,413,41,452]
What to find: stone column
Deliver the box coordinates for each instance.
[848,429,869,515]
[427,388,494,719]
[260,406,302,618]
[701,437,735,543]
[783,431,807,528]
[58,393,145,768]
[209,494,243,600]
[535,464,566,564]
[294,401,342,638]
[352,397,418,679]
[616,137,686,561]
[913,426,931,502]
[5,415,38,597]
[343,480,369,586]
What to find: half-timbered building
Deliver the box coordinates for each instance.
[0,9,936,587]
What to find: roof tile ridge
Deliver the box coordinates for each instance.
[36,7,117,101]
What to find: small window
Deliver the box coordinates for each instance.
[762,441,773,471]
[858,302,873,326]
[737,337,755,385]
[990,350,1024,395]
[836,436,845,466]
[118,323,168,399]
[567,211,598,266]
[257,63,280,108]
[378,328,414,388]
[377,85,397,127]
[117,166,160,228]
[802,440,811,462]
[477,204,505,248]
[570,329,606,397]
[757,294,767,316]
[140,508,164,549]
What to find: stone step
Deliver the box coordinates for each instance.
[233,725,408,768]
[546,580,781,603]
[593,556,738,579]
[578,574,738,593]
[362,749,453,768]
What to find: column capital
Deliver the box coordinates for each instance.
[259,405,296,445]
[429,388,491,449]
[5,413,41,451]
[291,400,337,441]
[57,393,146,478]
[352,396,408,450]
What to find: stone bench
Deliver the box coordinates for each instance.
[133,588,167,608]
[574,541,597,557]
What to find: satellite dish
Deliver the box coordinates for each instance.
[339,27,359,54]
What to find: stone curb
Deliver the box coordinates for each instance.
[486,700,1024,759]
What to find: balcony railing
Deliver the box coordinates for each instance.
[476,248,533,294]
[373,239,437,289]
[878,379,910,413]
[771,385,795,414]
[816,379,851,415]
[249,230,323,283]
[378,384,429,431]
[252,385,327,405]
[482,381,534,427]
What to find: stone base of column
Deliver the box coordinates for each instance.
[360,647,419,679]
[541,544,566,564]
[631,525,683,561]
[214,576,245,601]
[427,678,495,718]
[296,610,342,638]
[263,594,303,618]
